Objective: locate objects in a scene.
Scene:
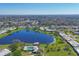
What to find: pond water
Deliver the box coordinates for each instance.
[0,30,54,44]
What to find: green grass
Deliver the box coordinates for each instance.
[45,43,76,56]
[43,32,77,56]
[28,29,77,56]
[9,42,33,56]
[37,31,77,56]
[72,34,79,43]
[0,44,10,49]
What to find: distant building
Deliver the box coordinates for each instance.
[33,42,39,46]
[0,30,7,34]
[45,27,54,31]
[9,27,16,30]
[40,27,45,31]
[49,25,79,31]
[0,27,16,34]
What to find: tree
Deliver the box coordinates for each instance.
[9,43,18,52]
[12,50,22,56]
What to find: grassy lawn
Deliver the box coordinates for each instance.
[46,32,76,56]
[0,28,24,39]
[28,29,77,56]
[9,42,34,56]
[72,34,79,43]
[45,43,76,56]
[0,44,10,49]
[39,31,77,56]
[30,28,77,56]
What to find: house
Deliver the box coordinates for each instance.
[0,29,7,34]
[0,27,16,34]
[0,49,11,56]
[9,27,16,30]
[33,42,39,46]
[45,27,54,32]
[40,27,45,31]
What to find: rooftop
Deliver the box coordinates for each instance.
[0,49,11,56]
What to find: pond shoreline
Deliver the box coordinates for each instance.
[0,29,54,45]
[0,28,24,39]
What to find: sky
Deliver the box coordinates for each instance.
[0,3,79,15]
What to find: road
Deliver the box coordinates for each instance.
[59,32,79,55]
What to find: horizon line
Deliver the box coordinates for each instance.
[0,14,79,15]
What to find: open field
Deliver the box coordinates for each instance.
[42,32,77,56]
[0,44,10,49]
[31,29,77,56]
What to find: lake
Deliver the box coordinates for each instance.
[0,30,54,44]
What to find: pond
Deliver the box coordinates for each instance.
[0,30,54,44]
